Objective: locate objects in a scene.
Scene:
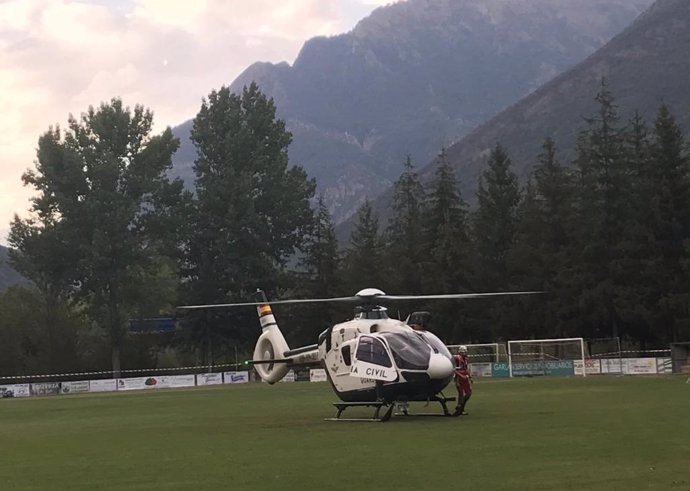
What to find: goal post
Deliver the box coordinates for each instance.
[507,337,586,377]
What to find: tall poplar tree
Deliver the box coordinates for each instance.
[182,83,315,359]
[9,99,187,375]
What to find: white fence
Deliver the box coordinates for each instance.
[1,372,251,399]
[467,356,672,378]
[0,368,336,399]
[573,357,672,376]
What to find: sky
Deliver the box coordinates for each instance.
[0,0,394,245]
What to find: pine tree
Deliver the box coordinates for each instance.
[571,80,632,339]
[384,155,427,294]
[416,148,473,342]
[616,112,657,345]
[343,199,385,292]
[291,196,343,345]
[422,148,472,293]
[511,138,575,337]
[473,143,521,291]
[299,196,341,296]
[647,104,690,343]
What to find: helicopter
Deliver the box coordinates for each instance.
[179,288,539,421]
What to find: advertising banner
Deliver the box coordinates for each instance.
[89,379,118,393]
[574,359,601,375]
[294,369,311,382]
[1,383,31,398]
[600,359,623,374]
[161,375,196,388]
[469,362,492,377]
[60,380,90,394]
[624,358,657,375]
[280,370,296,382]
[656,357,672,374]
[492,363,510,378]
[117,376,169,391]
[309,368,327,382]
[31,382,61,396]
[196,373,223,386]
[223,371,249,384]
[492,361,575,377]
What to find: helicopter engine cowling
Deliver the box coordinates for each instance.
[252,303,290,384]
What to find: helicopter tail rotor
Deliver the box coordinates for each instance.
[252,292,291,384]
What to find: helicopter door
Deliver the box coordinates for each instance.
[351,335,397,382]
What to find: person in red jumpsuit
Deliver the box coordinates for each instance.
[453,345,472,416]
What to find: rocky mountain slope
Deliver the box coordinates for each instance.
[171,0,652,222]
[429,0,690,196]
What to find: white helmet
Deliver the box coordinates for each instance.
[458,345,468,354]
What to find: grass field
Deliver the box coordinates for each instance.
[1,376,689,490]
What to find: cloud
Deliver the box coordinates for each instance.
[0,0,394,244]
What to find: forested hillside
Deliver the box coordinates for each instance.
[433,0,690,197]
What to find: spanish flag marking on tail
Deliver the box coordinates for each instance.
[259,304,272,317]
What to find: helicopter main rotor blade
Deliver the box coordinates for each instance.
[379,291,544,301]
[178,295,360,310]
[178,290,544,310]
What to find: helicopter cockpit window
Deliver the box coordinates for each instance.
[418,332,452,358]
[355,336,392,368]
[342,345,352,366]
[381,332,430,370]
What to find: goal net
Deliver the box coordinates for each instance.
[586,337,623,375]
[447,343,505,362]
[447,343,506,377]
[507,338,585,377]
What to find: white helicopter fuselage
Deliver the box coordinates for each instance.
[317,314,455,402]
[181,287,538,415]
[251,300,455,403]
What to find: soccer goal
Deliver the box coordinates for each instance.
[507,337,586,377]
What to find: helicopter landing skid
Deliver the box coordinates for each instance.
[327,395,457,422]
[393,395,458,418]
[326,401,395,422]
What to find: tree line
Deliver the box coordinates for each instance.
[1,81,688,378]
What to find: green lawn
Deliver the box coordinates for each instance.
[1,377,688,490]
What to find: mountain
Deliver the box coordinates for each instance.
[425,0,690,197]
[170,0,652,222]
[351,0,690,239]
[0,246,27,291]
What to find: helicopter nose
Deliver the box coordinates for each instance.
[428,353,454,379]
